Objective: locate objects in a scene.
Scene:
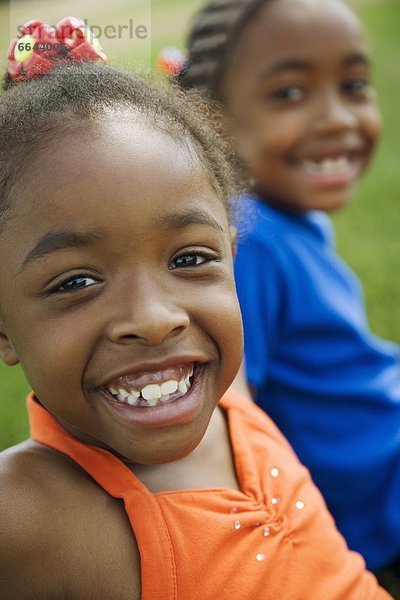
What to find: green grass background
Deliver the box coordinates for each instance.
[0,0,399,455]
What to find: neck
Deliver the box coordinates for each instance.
[128,406,240,493]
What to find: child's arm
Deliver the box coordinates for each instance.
[0,447,62,598]
[0,443,142,599]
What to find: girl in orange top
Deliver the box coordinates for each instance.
[0,17,392,600]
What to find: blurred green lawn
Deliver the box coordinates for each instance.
[0,0,399,456]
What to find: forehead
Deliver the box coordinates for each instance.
[226,0,365,81]
[34,117,205,198]
[5,118,228,244]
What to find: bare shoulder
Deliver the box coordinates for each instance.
[0,440,141,599]
[0,436,94,516]
[0,437,70,534]
[0,439,83,598]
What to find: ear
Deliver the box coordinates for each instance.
[229,226,237,259]
[0,320,19,365]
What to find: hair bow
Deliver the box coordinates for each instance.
[7,17,108,82]
[156,46,187,76]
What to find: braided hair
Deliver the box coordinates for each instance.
[0,62,243,228]
[178,0,269,100]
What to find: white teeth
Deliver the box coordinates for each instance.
[161,380,178,395]
[321,159,335,174]
[127,392,139,406]
[141,384,162,401]
[305,156,350,175]
[337,157,348,169]
[146,395,160,407]
[107,368,194,407]
[178,380,188,394]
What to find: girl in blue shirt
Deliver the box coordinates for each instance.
[178,0,400,575]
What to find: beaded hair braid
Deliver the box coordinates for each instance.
[178,0,269,99]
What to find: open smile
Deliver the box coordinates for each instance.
[106,364,194,408]
[98,362,207,428]
[296,154,363,189]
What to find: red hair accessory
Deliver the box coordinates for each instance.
[156,46,187,76]
[7,17,108,82]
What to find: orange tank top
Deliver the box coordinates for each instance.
[27,390,391,600]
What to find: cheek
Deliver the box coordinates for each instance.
[229,101,272,166]
[221,290,243,342]
[229,119,258,167]
[193,276,243,350]
[248,113,296,163]
[247,129,289,181]
[364,106,381,148]
[4,304,89,395]
[210,282,243,366]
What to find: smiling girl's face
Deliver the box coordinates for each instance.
[0,115,243,465]
[222,0,381,212]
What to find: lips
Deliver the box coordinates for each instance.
[101,362,198,408]
[105,364,194,408]
[303,156,353,175]
[98,361,208,429]
[296,152,363,189]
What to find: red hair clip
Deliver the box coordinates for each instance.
[7,17,108,82]
[156,46,187,77]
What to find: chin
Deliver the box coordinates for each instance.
[135,444,199,466]
[321,196,353,213]
[306,189,354,213]
[127,429,206,466]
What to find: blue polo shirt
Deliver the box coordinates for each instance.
[234,195,400,570]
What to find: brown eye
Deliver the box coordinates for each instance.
[170,254,209,269]
[343,79,372,95]
[270,86,305,103]
[55,276,98,293]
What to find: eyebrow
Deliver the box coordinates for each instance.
[20,230,104,271]
[261,59,312,79]
[261,53,370,79]
[19,210,224,271]
[153,209,224,233]
[343,53,371,69]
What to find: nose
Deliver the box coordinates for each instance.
[106,277,190,346]
[312,88,357,134]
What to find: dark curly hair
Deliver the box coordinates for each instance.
[178,0,269,100]
[0,61,244,228]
